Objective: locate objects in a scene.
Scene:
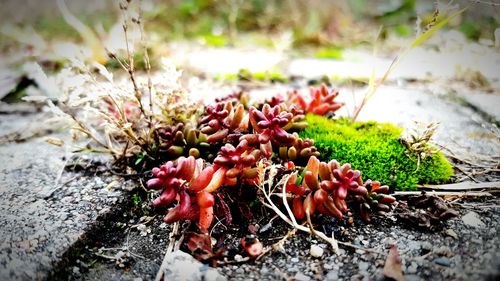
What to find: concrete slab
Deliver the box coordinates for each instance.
[0,113,133,281]
[453,90,500,122]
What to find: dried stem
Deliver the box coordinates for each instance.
[258,168,340,253]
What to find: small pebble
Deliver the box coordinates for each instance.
[445,229,458,239]
[358,262,369,271]
[462,211,486,228]
[325,271,338,281]
[310,244,324,258]
[421,241,433,253]
[434,246,453,257]
[294,272,310,281]
[434,257,451,267]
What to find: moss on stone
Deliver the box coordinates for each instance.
[299,114,454,190]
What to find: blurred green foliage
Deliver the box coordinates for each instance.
[8,0,497,54]
[215,68,288,83]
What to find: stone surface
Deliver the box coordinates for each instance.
[454,90,500,122]
[461,211,486,228]
[162,251,227,281]
[0,113,128,281]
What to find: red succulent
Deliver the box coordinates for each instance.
[199,102,248,143]
[146,156,220,232]
[289,83,344,116]
[211,139,261,187]
[249,104,296,146]
[352,180,396,222]
[286,156,392,222]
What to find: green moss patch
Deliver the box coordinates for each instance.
[299,115,454,190]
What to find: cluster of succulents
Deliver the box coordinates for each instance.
[146,156,220,232]
[199,101,248,143]
[289,83,344,116]
[284,156,396,222]
[278,133,320,164]
[144,84,399,233]
[156,124,211,160]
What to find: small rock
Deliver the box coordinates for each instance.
[434,257,451,267]
[470,238,482,244]
[294,272,311,281]
[445,229,458,239]
[421,241,433,253]
[382,237,397,248]
[405,274,423,281]
[291,257,299,263]
[434,246,453,257]
[462,211,486,228]
[325,271,338,281]
[163,251,227,281]
[358,262,369,271]
[407,240,421,252]
[407,262,418,274]
[99,207,111,215]
[310,244,324,258]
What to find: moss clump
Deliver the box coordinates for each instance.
[299,115,454,191]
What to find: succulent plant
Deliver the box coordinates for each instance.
[156,123,211,160]
[212,139,261,187]
[199,101,248,143]
[289,83,344,116]
[146,156,220,232]
[278,133,320,164]
[352,180,396,222]
[285,156,393,222]
[248,104,296,146]
[142,87,398,235]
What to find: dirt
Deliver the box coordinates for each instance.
[64,187,500,281]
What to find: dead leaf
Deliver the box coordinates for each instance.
[45,137,65,147]
[185,232,214,261]
[383,245,404,281]
[394,193,459,231]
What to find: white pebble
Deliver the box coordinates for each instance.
[310,244,324,258]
